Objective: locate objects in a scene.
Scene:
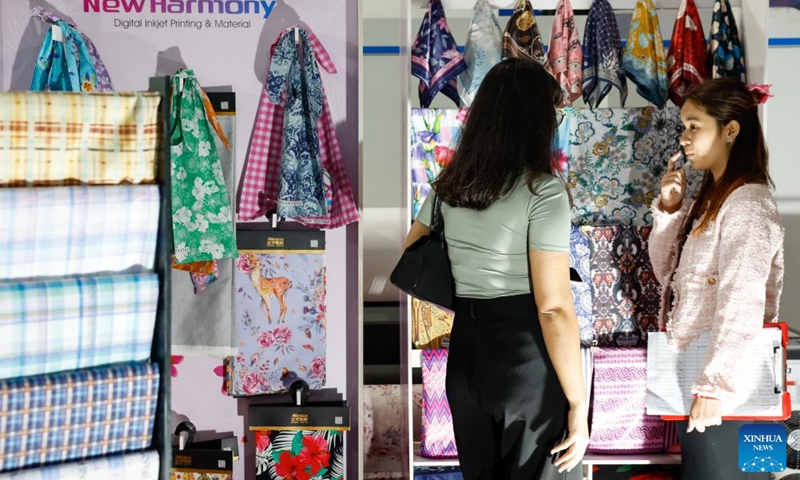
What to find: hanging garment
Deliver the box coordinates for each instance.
[170,70,238,265]
[666,0,708,106]
[623,0,669,108]
[0,362,159,471]
[31,6,113,91]
[411,298,455,349]
[586,226,662,348]
[708,0,747,81]
[254,430,344,480]
[420,349,458,459]
[566,107,704,225]
[502,0,547,65]
[269,29,328,219]
[229,231,326,396]
[0,186,159,280]
[548,0,583,106]
[412,0,467,108]
[457,0,503,107]
[0,91,159,186]
[588,348,667,453]
[582,0,628,108]
[570,226,594,346]
[31,21,98,92]
[0,274,158,381]
[238,26,358,229]
[0,451,159,480]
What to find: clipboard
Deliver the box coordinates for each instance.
[645,322,791,421]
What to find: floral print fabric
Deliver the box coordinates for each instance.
[31,20,98,93]
[570,226,594,345]
[255,430,344,480]
[709,0,747,81]
[457,0,502,107]
[622,0,669,108]
[170,70,238,265]
[231,251,326,396]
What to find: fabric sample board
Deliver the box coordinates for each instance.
[0,362,159,471]
[411,298,454,350]
[0,185,160,281]
[566,106,701,226]
[229,230,327,396]
[0,273,158,380]
[588,348,666,454]
[254,430,344,480]
[0,450,159,479]
[586,226,661,347]
[172,92,237,357]
[0,91,159,186]
[420,349,458,459]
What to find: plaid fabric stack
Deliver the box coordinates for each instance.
[0,90,162,474]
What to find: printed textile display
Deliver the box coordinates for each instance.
[0,273,158,380]
[172,92,237,357]
[502,0,547,65]
[420,349,458,459]
[0,362,159,471]
[666,0,708,107]
[588,348,667,453]
[586,226,661,348]
[457,0,503,107]
[230,231,326,396]
[548,0,583,106]
[566,106,701,226]
[411,298,455,349]
[570,226,594,346]
[255,430,344,480]
[0,185,160,281]
[622,0,668,109]
[708,0,747,82]
[0,91,159,186]
[0,451,159,480]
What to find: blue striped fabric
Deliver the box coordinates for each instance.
[0,274,158,380]
[0,362,159,472]
[0,186,160,281]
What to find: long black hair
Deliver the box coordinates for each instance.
[433,57,563,210]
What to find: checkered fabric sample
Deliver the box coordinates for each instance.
[0,185,160,280]
[0,91,159,186]
[0,450,159,479]
[0,362,159,471]
[0,274,158,380]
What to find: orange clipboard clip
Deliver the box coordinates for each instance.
[661,322,792,422]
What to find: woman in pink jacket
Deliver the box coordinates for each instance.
[649,78,784,479]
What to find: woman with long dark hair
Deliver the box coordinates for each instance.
[650,78,784,479]
[403,57,588,479]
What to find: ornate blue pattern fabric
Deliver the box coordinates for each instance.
[708,0,746,82]
[457,0,503,107]
[570,226,594,345]
[411,0,468,108]
[582,0,627,108]
[267,28,328,219]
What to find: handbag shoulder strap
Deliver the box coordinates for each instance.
[430,195,445,237]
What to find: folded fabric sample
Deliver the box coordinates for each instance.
[411,298,454,349]
[0,274,158,380]
[0,91,159,186]
[0,362,159,471]
[0,185,160,280]
[420,349,457,459]
[255,430,344,480]
[0,450,159,479]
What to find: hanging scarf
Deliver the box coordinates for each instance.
[268,28,328,219]
[708,0,746,81]
[582,0,627,108]
[30,7,112,92]
[666,0,708,106]
[31,21,98,92]
[170,70,238,265]
[622,0,668,108]
[502,0,547,65]
[457,0,503,107]
[412,0,467,108]
[548,0,583,106]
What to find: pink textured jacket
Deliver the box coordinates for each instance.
[649,184,784,401]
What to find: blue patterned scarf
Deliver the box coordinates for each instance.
[582,0,627,108]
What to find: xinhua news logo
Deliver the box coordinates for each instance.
[738,424,787,473]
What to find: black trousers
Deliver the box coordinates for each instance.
[676,420,770,480]
[446,294,581,480]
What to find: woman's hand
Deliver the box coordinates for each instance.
[660,152,687,214]
[551,405,590,473]
[686,397,722,433]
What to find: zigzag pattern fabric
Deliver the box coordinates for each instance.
[420,349,458,458]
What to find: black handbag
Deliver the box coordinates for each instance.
[390,195,454,310]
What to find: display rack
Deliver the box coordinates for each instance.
[397,1,770,478]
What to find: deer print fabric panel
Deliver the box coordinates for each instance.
[231,231,326,396]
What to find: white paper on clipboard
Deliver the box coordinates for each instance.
[646,329,785,417]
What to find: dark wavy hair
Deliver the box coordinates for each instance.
[684,78,772,234]
[433,57,563,210]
